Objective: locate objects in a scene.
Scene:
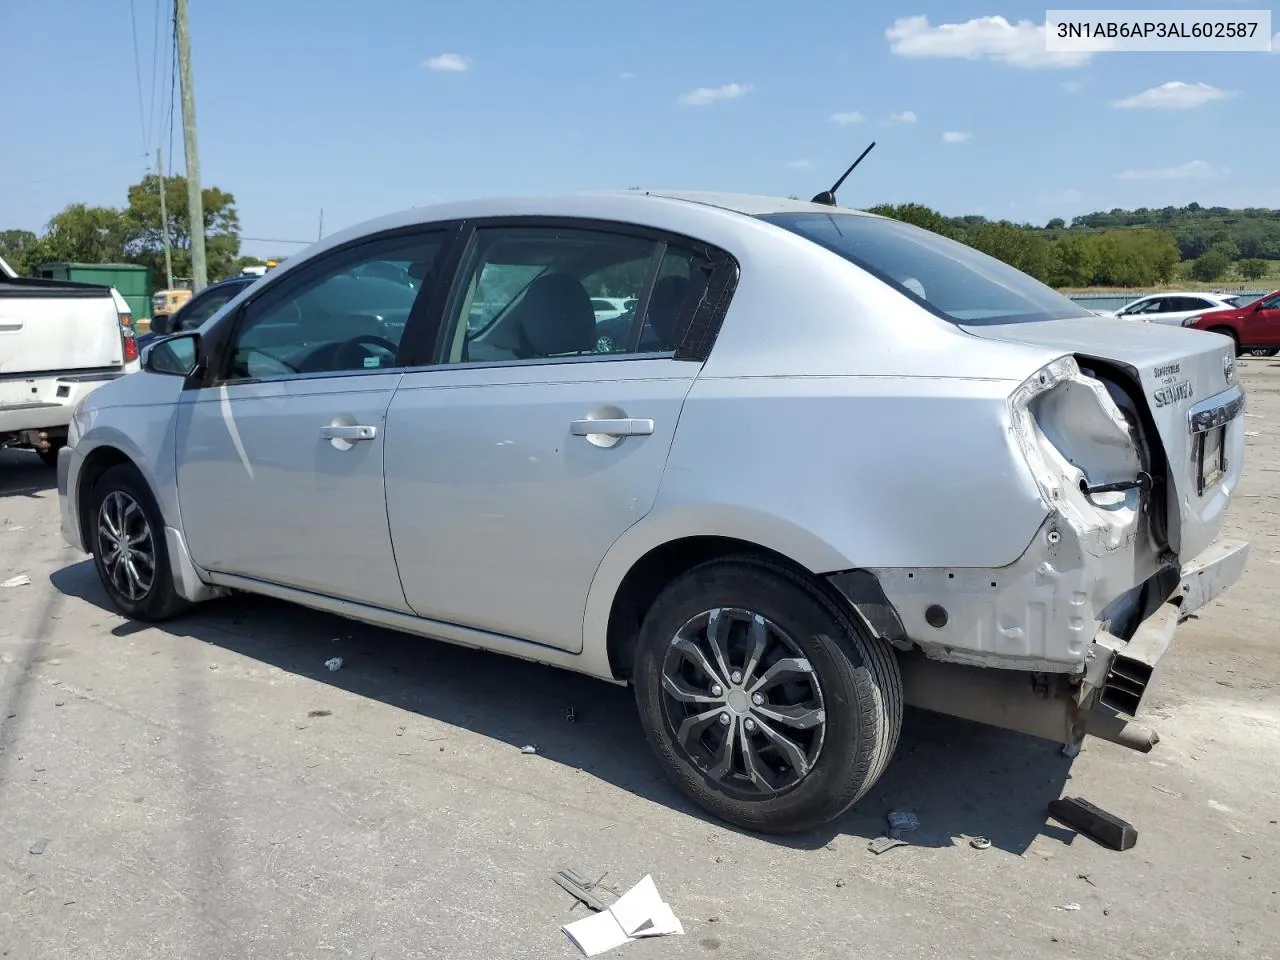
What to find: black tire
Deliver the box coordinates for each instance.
[632,556,902,834]
[88,463,191,621]
[1248,347,1278,358]
[1208,327,1242,356]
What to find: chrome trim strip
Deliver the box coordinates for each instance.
[1188,385,1245,434]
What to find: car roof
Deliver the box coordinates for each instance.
[308,190,877,253]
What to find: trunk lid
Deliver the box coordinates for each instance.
[963,316,1243,562]
[0,279,124,376]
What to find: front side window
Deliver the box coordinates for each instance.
[226,231,445,380]
[759,212,1089,326]
[1259,294,1280,311]
[439,225,706,365]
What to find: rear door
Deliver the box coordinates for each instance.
[383,219,735,652]
[174,227,454,610]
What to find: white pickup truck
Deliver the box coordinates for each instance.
[0,254,140,466]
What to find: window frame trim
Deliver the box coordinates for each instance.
[404,215,739,372]
[185,220,466,390]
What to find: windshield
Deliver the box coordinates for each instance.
[758,212,1089,326]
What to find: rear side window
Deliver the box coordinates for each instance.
[759,212,1088,326]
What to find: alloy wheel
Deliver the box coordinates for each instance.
[659,607,826,797]
[96,490,156,602]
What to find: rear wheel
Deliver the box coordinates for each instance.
[1208,327,1242,356]
[632,557,902,834]
[1247,347,1279,358]
[89,464,190,621]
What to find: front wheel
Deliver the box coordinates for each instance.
[632,557,903,834]
[89,463,191,621]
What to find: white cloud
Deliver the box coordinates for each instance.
[423,53,469,72]
[786,159,813,169]
[889,110,917,124]
[1113,160,1229,181]
[829,110,865,125]
[1113,81,1231,110]
[886,15,1093,68]
[677,83,752,106]
[1273,31,1280,51]
[942,131,971,143]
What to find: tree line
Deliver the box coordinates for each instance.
[863,202,1275,288]
[0,174,262,286]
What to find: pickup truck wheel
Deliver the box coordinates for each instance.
[633,557,902,835]
[89,464,190,622]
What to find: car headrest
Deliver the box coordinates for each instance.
[647,275,691,348]
[516,273,597,357]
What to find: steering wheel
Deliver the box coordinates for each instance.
[332,334,399,371]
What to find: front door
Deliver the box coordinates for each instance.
[384,220,728,651]
[1249,292,1280,345]
[175,228,451,611]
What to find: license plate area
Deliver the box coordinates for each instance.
[1196,424,1226,495]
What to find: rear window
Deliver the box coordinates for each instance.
[758,212,1088,326]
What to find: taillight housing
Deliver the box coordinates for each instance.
[122,328,139,364]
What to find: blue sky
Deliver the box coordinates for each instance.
[1,0,1276,258]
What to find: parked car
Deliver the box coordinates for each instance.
[0,255,140,466]
[56,191,1249,834]
[137,275,259,351]
[1184,289,1280,357]
[1105,291,1242,327]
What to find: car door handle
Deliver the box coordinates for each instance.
[570,418,654,438]
[320,424,378,442]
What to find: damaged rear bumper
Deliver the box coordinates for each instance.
[881,537,1249,753]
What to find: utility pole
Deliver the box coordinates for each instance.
[156,148,174,288]
[318,208,324,240]
[175,0,207,292]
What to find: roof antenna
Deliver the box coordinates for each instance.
[810,141,876,206]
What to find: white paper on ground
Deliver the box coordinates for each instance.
[562,874,683,956]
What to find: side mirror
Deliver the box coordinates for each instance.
[142,332,202,377]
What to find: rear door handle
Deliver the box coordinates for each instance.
[320,424,378,442]
[570,418,654,438]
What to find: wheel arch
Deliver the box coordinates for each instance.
[585,505,858,682]
[75,443,144,551]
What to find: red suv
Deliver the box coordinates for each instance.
[1185,289,1280,357]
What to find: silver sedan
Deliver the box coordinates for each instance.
[58,190,1249,833]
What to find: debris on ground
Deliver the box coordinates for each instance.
[835,878,846,888]
[867,836,908,855]
[2,574,31,588]
[1054,902,1082,912]
[887,809,920,839]
[562,874,683,956]
[1077,873,1096,886]
[323,657,343,672]
[553,868,610,912]
[1048,796,1138,852]
[29,837,50,855]
[307,709,332,718]
[521,745,538,755]
[969,837,991,850]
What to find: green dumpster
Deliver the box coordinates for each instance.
[35,262,153,320]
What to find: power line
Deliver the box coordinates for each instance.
[128,0,150,153]
[166,0,177,168]
[146,0,163,150]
